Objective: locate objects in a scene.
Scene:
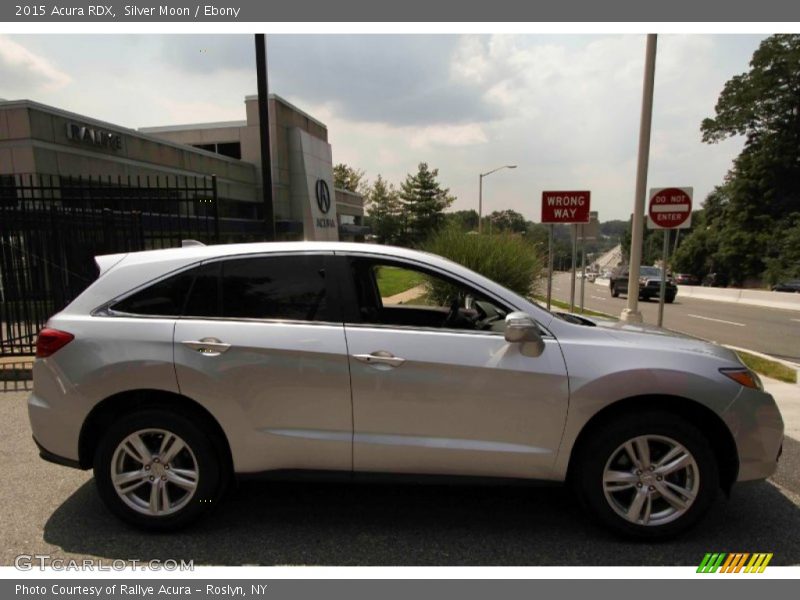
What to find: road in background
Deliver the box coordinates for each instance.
[549,273,800,362]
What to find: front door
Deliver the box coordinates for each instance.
[340,255,570,480]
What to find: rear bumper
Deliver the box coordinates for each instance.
[32,436,84,470]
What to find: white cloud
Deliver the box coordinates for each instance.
[0,35,71,93]
[0,34,765,222]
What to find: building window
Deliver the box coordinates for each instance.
[217,142,242,160]
[191,142,241,160]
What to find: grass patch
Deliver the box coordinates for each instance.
[533,295,617,320]
[736,351,797,384]
[375,266,426,298]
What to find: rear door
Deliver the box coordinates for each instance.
[173,252,353,474]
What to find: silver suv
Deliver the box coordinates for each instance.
[29,242,783,538]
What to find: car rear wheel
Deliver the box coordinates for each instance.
[610,284,619,298]
[573,411,719,539]
[94,409,226,530]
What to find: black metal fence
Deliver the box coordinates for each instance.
[0,173,261,356]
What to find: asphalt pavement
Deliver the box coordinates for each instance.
[2,389,799,566]
[548,273,800,363]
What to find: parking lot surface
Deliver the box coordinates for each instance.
[2,389,799,566]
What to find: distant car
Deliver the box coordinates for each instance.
[674,273,700,286]
[610,266,677,303]
[772,280,800,293]
[586,272,597,283]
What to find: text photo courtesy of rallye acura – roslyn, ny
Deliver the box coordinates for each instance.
[15,584,261,597]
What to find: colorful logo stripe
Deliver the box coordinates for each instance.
[697,553,773,573]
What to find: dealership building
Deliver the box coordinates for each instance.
[0,93,366,241]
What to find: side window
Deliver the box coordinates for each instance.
[349,258,509,333]
[183,262,221,318]
[111,268,196,316]
[220,255,330,321]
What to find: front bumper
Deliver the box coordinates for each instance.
[639,282,677,298]
[722,387,785,482]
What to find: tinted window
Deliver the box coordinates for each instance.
[183,262,221,318]
[221,255,330,321]
[112,269,196,316]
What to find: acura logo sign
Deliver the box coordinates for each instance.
[315,179,331,214]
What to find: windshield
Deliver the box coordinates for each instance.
[640,267,662,278]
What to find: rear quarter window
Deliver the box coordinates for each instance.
[111,268,197,316]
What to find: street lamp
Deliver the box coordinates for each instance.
[478,165,516,234]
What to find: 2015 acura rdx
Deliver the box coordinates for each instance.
[28,242,784,537]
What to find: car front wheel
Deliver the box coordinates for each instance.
[573,411,719,539]
[94,409,226,530]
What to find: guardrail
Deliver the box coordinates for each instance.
[590,278,800,311]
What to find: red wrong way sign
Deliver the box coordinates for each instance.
[648,187,693,229]
[541,191,591,223]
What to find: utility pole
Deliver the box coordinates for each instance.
[621,34,657,323]
[255,34,275,241]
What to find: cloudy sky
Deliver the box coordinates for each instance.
[0,34,766,221]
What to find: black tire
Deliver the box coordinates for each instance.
[572,410,719,540]
[666,295,676,304]
[610,283,619,298]
[94,409,227,531]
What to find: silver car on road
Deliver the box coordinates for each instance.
[29,242,784,538]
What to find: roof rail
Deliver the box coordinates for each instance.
[181,239,206,248]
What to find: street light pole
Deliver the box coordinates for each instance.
[477,165,516,234]
[621,33,657,323]
[255,33,275,241]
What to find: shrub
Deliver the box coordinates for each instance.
[422,227,544,300]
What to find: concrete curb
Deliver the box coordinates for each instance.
[591,278,800,311]
[679,285,800,311]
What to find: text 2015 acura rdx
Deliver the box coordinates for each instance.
[28,242,784,537]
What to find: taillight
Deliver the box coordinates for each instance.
[36,328,74,358]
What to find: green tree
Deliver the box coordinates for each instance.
[399,162,455,245]
[487,209,527,234]
[333,163,368,194]
[366,174,402,244]
[677,34,800,286]
[444,210,479,232]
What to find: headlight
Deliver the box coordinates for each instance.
[720,367,764,391]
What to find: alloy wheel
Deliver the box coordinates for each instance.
[602,434,700,527]
[110,428,199,516]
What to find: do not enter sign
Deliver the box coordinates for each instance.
[648,187,693,229]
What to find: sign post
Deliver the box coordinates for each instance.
[647,187,693,327]
[546,224,554,310]
[542,191,591,313]
[578,211,599,313]
[579,224,585,313]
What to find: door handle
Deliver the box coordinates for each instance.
[353,351,406,368]
[182,337,231,356]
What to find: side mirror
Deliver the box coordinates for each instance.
[504,312,545,357]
